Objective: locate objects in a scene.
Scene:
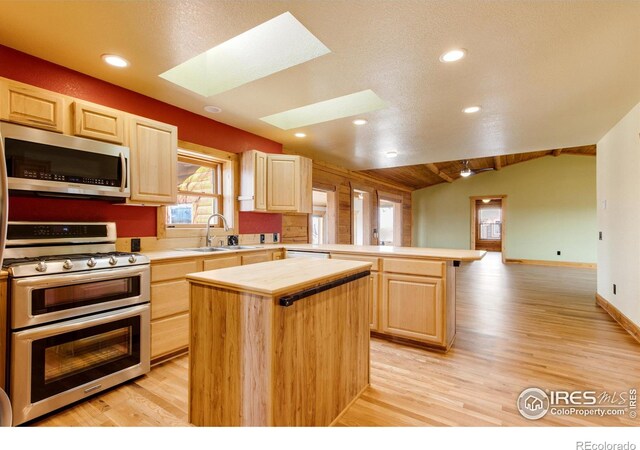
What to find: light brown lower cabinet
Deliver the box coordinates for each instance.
[150,258,200,362]
[151,313,189,360]
[203,254,241,270]
[241,251,271,265]
[149,250,280,363]
[369,272,379,331]
[330,253,455,350]
[380,273,443,345]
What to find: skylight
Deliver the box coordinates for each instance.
[260,90,386,130]
[159,12,331,97]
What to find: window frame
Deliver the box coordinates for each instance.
[158,141,238,239]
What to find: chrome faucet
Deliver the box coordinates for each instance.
[205,213,230,247]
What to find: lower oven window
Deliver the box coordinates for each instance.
[31,316,141,403]
[31,276,141,316]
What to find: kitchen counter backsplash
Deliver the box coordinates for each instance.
[115,232,280,253]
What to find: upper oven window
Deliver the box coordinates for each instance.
[31,277,141,316]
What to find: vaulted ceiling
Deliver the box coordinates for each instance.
[0,2,636,170]
[357,145,596,190]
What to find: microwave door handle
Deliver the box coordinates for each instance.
[119,152,126,192]
[0,132,8,268]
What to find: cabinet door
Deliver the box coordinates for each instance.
[129,117,177,204]
[381,273,443,344]
[370,272,379,331]
[0,81,63,132]
[255,151,268,211]
[72,100,125,144]
[267,154,299,211]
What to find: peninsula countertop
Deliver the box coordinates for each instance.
[186,257,372,297]
[143,244,485,262]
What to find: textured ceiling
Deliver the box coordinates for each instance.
[0,1,637,170]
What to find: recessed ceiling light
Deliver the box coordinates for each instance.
[353,119,368,126]
[204,105,222,114]
[439,49,467,63]
[101,54,129,68]
[463,105,482,114]
[385,151,398,158]
[294,132,306,138]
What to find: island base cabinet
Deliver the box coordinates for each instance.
[380,273,444,346]
[189,275,370,426]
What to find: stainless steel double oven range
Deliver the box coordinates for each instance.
[3,222,150,425]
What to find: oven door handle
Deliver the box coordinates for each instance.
[12,303,150,340]
[13,265,149,289]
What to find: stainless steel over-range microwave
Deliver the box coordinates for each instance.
[0,122,130,199]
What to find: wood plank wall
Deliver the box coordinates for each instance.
[282,161,413,246]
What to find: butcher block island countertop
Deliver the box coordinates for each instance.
[186,258,372,427]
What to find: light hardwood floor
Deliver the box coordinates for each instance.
[32,252,640,426]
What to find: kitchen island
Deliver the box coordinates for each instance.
[186,257,372,427]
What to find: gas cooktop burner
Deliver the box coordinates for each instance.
[3,251,150,278]
[3,221,150,278]
[3,251,138,267]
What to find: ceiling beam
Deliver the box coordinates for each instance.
[425,163,454,183]
[552,148,563,157]
[494,156,502,170]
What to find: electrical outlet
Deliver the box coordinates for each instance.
[557,250,561,256]
[131,238,141,252]
[260,234,265,244]
[613,284,617,295]
[599,231,603,241]
[273,232,279,243]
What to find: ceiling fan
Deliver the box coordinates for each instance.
[459,160,495,178]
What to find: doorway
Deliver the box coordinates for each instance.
[378,193,403,246]
[352,189,372,245]
[470,196,506,253]
[311,188,336,244]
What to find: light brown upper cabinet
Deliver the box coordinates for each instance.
[239,150,312,213]
[0,80,64,132]
[128,116,178,205]
[239,150,267,212]
[72,100,125,144]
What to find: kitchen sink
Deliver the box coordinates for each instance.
[176,246,262,252]
[176,247,232,252]
[224,245,261,250]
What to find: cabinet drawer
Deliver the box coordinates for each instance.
[382,258,444,277]
[72,100,125,144]
[241,251,271,265]
[151,279,189,320]
[151,259,201,282]
[203,255,241,271]
[331,253,380,271]
[151,313,189,359]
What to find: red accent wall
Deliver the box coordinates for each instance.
[0,45,283,236]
